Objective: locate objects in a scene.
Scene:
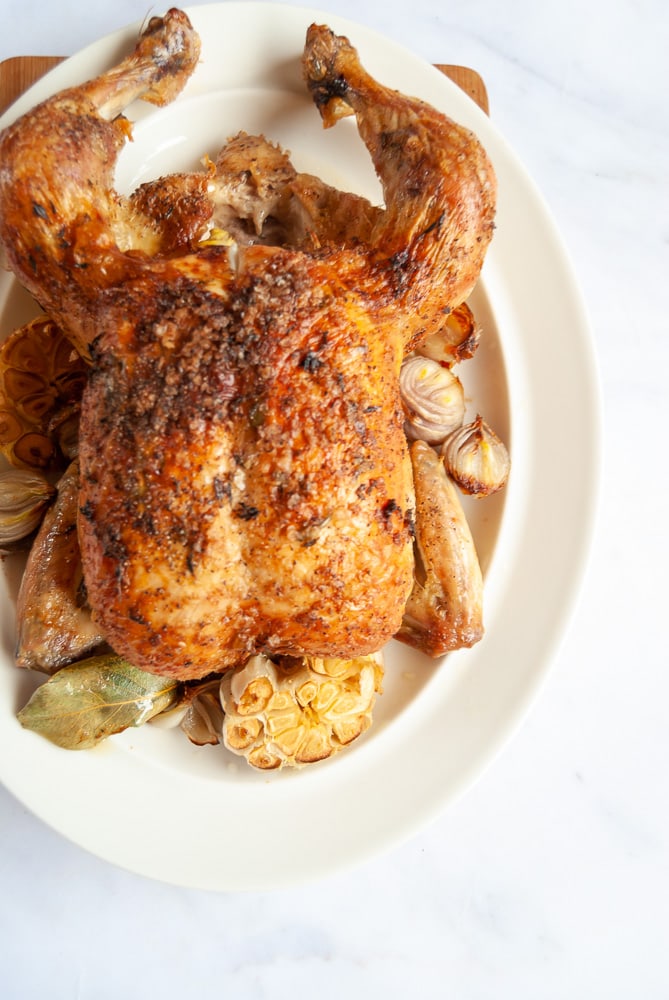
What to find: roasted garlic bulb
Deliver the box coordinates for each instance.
[220,652,384,769]
[0,316,87,470]
[0,468,55,547]
[400,355,465,444]
[442,415,510,497]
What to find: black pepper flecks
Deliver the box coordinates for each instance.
[235,502,260,521]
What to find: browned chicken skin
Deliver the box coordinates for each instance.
[0,10,496,679]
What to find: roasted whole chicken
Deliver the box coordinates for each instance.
[0,9,496,681]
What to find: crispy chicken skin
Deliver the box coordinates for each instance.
[0,10,496,679]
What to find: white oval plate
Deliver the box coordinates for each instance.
[0,3,600,890]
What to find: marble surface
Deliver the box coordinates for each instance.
[1,0,667,996]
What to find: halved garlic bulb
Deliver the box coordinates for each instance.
[0,316,87,471]
[441,415,510,497]
[400,355,465,444]
[220,651,383,769]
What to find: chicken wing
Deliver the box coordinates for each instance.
[0,10,496,680]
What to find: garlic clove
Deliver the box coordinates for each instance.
[441,414,510,497]
[179,679,225,746]
[50,406,80,461]
[400,355,465,445]
[0,468,55,546]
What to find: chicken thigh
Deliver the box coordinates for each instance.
[0,9,496,680]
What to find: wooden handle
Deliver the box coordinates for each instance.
[0,55,64,116]
[436,64,489,114]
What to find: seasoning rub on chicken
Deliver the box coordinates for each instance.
[0,9,496,681]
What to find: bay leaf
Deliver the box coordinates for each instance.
[17,653,179,750]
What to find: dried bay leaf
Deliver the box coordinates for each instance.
[17,653,179,749]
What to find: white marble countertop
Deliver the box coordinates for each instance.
[1,0,667,996]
